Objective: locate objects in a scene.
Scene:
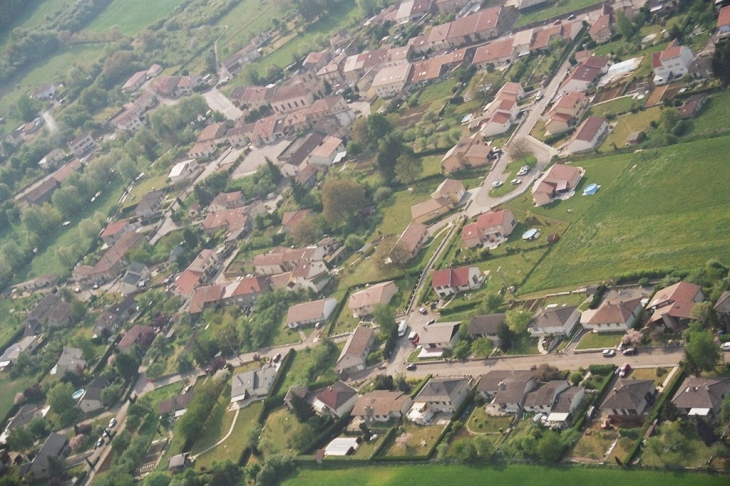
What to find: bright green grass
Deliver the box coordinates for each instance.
[515,0,600,28]
[687,89,730,138]
[194,401,263,469]
[191,385,235,456]
[378,181,443,236]
[575,331,623,350]
[216,0,281,58]
[85,0,181,35]
[257,406,307,457]
[521,136,730,293]
[283,464,727,486]
[420,155,445,178]
[278,345,340,391]
[0,374,37,421]
[599,106,661,153]
[13,178,126,283]
[587,96,644,119]
[418,79,458,105]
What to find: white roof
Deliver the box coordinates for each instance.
[688,408,711,416]
[546,412,570,422]
[324,437,360,456]
[169,159,195,178]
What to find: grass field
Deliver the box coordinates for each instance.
[521,136,730,293]
[467,408,512,434]
[277,345,340,391]
[587,97,644,119]
[195,401,263,469]
[599,106,661,152]
[216,0,281,58]
[575,331,622,350]
[282,464,728,486]
[687,89,730,139]
[515,0,600,28]
[257,406,307,457]
[86,0,181,35]
[418,79,459,105]
[0,374,36,422]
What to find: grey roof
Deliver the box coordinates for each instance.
[467,313,506,336]
[553,386,584,414]
[530,306,577,329]
[416,377,470,402]
[477,370,536,394]
[7,404,44,431]
[231,366,277,400]
[714,291,730,314]
[672,376,730,411]
[600,379,655,411]
[27,294,62,322]
[524,380,568,408]
[284,385,308,403]
[82,376,109,402]
[22,432,67,479]
[55,347,86,374]
[494,380,531,405]
[168,453,187,469]
[158,392,195,415]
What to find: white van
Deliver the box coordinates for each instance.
[397,320,408,337]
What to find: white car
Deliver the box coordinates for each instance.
[491,181,503,188]
[721,342,730,351]
[510,179,522,185]
[517,166,530,176]
[602,349,616,357]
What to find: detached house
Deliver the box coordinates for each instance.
[647,281,704,330]
[418,321,460,355]
[528,305,580,337]
[348,281,398,317]
[230,366,277,403]
[79,376,109,413]
[523,380,570,413]
[559,64,602,95]
[285,298,337,329]
[431,266,484,298]
[714,290,730,320]
[117,325,155,355]
[68,132,96,158]
[581,297,643,332]
[717,6,730,39]
[531,163,583,206]
[209,191,245,212]
[545,92,589,135]
[467,313,506,342]
[566,116,609,154]
[441,136,492,174]
[478,370,537,404]
[600,379,655,418]
[589,4,614,43]
[472,37,515,69]
[408,377,471,424]
[391,222,429,263]
[312,381,358,418]
[671,376,730,417]
[20,433,68,481]
[135,190,165,219]
[352,390,413,423]
[652,39,694,85]
[100,220,135,246]
[461,209,517,249]
[51,347,86,376]
[335,326,375,375]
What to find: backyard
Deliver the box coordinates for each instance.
[467,407,513,434]
[194,401,264,469]
[381,421,445,458]
[575,331,623,350]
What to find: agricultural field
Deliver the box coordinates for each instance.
[281,464,727,486]
[520,136,730,293]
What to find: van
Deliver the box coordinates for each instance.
[397,320,408,337]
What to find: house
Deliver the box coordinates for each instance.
[566,116,609,154]
[472,37,515,68]
[168,453,191,473]
[391,222,429,262]
[117,324,155,355]
[79,376,109,413]
[652,39,694,85]
[461,209,517,249]
[348,281,398,317]
[253,246,318,276]
[647,281,704,329]
[477,370,537,401]
[285,298,337,329]
[111,108,144,133]
[5,404,46,434]
[38,149,66,170]
[342,48,390,83]
[434,0,468,14]
[418,321,460,352]
[545,92,589,135]
[671,376,730,416]
[188,284,225,314]
[714,290,730,320]
[444,7,509,48]
[119,262,151,295]
[528,305,580,337]
[679,93,708,119]
[51,346,86,376]
[282,260,331,293]
[67,132,97,158]
[73,232,146,285]
[396,0,434,22]
[489,372,540,413]
[187,140,217,159]
[208,191,245,212]
[308,136,344,167]
[123,71,148,93]
[581,297,643,332]
[303,50,330,71]
[335,326,375,374]
[223,43,263,74]
[152,76,203,97]
[548,386,586,423]
[100,220,135,246]
[371,63,412,99]
[222,276,270,307]
[12,274,59,294]
[530,24,564,51]
[270,84,315,114]
[280,209,312,234]
[717,5,730,39]
[0,336,40,368]
[158,392,195,418]
[25,293,64,330]
[600,379,656,418]
[431,266,484,298]
[467,313,506,342]
[313,381,358,418]
[202,208,250,241]
[431,179,465,205]
[31,84,56,100]
[441,136,492,173]
[559,64,602,95]
[20,433,68,481]
[480,111,513,137]
[135,190,165,218]
[523,380,569,413]
[531,163,583,206]
[134,91,158,112]
[198,122,229,143]
[410,196,453,224]
[351,390,413,423]
[408,377,471,424]
[589,4,614,44]
[168,159,199,184]
[24,178,58,206]
[93,296,138,338]
[230,366,277,403]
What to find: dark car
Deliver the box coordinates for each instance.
[406,363,417,371]
[622,347,637,356]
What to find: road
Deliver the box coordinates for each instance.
[202,88,243,120]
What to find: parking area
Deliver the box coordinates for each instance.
[231,139,290,179]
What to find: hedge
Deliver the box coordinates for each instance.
[370,426,398,459]
[588,364,616,376]
[623,368,686,465]
[302,414,353,455]
[269,348,296,397]
[410,374,432,399]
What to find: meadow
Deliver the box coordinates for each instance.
[85,0,182,35]
[282,464,728,486]
[520,136,730,293]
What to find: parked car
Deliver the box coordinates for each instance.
[419,307,428,315]
[510,179,522,185]
[721,341,730,351]
[491,180,504,188]
[96,438,104,449]
[517,166,530,176]
[619,363,631,377]
[272,353,282,363]
[602,349,616,357]
[622,347,637,356]
[406,363,417,371]
[108,418,117,429]
[426,319,436,326]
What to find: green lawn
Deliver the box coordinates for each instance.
[278,345,340,391]
[521,136,730,293]
[190,385,234,456]
[282,464,728,486]
[515,0,600,27]
[640,421,717,468]
[418,79,459,105]
[195,401,263,469]
[587,97,644,119]
[420,155,445,178]
[382,422,444,458]
[216,0,282,59]
[378,181,443,236]
[122,172,171,210]
[687,89,730,139]
[0,374,37,422]
[257,406,307,457]
[85,0,181,35]
[467,407,513,434]
[600,106,661,152]
[575,331,623,350]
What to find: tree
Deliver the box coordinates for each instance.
[145,361,166,379]
[208,460,243,485]
[344,234,365,251]
[712,41,730,87]
[394,152,422,184]
[621,329,642,347]
[372,374,395,390]
[536,431,564,463]
[112,429,132,451]
[569,371,583,386]
[496,322,515,350]
[684,330,721,374]
[47,382,75,415]
[375,134,404,180]
[660,107,680,132]
[289,392,315,423]
[27,417,48,438]
[143,472,172,486]
[373,304,396,336]
[508,137,533,162]
[480,293,504,314]
[472,337,493,358]
[451,438,478,463]
[321,177,366,227]
[505,309,532,335]
[6,427,33,451]
[290,214,323,246]
[16,96,40,123]
[115,352,141,381]
[616,11,637,41]
[452,339,472,360]
[536,364,561,382]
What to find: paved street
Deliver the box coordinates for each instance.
[202,88,243,120]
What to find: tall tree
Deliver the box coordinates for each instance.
[394,152,423,184]
[47,382,76,415]
[373,304,397,335]
[712,41,730,87]
[684,329,721,374]
[508,137,533,162]
[321,177,366,227]
[505,309,532,335]
[289,392,315,423]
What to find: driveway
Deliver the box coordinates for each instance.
[231,139,290,179]
[202,88,243,120]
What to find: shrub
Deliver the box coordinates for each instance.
[588,364,615,375]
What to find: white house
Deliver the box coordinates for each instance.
[528,305,580,337]
[307,136,344,167]
[371,64,412,99]
[168,159,199,184]
[431,266,484,298]
[312,381,358,418]
[581,297,643,332]
[566,116,609,154]
[652,39,694,85]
